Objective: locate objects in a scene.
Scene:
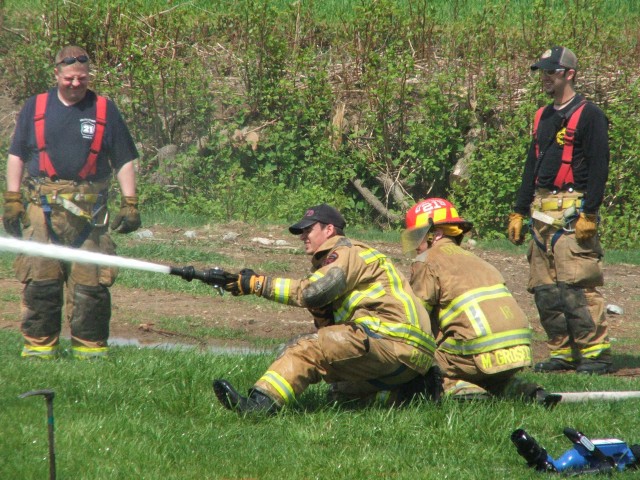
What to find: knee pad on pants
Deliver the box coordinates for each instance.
[22,279,63,337]
[533,284,566,336]
[558,283,595,337]
[70,284,111,342]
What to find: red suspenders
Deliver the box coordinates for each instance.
[532,101,586,190]
[34,92,107,179]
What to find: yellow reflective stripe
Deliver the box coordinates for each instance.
[466,304,491,337]
[444,380,486,397]
[42,193,101,202]
[72,346,109,358]
[423,301,433,314]
[580,343,611,359]
[439,328,532,355]
[439,284,511,330]
[259,370,295,404]
[309,271,324,282]
[354,316,436,353]
[334,282,385,323]
[359,248,386,264]
[273,278,291,304]
[379,256,420,327]
[21,344,60,359]
[548,347,574,361]
[359,247,421,328]
[374,390,392,406]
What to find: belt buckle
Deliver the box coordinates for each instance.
[556,198,563,209]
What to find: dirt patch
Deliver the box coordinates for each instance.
[1,223,639,375]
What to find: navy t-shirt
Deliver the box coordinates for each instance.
[514,95,609,215]
[9,88,138,182]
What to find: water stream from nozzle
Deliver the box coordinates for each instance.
[0,236,171,274]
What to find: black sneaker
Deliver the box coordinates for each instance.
[533,358,577,373]
[576,360,614,375]
[212,379,279,414]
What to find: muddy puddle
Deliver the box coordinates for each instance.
[109,337,274,355]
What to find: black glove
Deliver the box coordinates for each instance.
[111,195,141,234]
[224,268,266,296]
[309,305,334,328]
[3,191,28,238]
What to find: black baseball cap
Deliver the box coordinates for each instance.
[531,46,577,71]
[288,204,347,234]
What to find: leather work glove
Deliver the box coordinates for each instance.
[111,196,141,234]
[3,191,28,238]
[575,212,598,241]
[507,212,526,245]
[224,268,266,296]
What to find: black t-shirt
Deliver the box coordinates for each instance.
[9,88,138,182]
[514,95,609,215]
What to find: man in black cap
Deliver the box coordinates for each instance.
[213,203,439,414]
[507,46,612,374]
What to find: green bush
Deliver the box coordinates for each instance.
[1,0,639,247]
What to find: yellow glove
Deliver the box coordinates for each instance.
[3,191,28,238]
[111,196,141,234]
[224,269,266,296]
[507,212,525,245]
[575,213,598,241]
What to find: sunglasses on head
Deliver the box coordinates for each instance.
[56,55,89,66]
[542,68,566,76]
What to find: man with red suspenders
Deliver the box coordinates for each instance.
[2,45,140,359]
[507,46,612,374]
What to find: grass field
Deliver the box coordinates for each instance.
[2,328,640,479]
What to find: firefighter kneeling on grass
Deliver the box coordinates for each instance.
[402,198,559,407]
[213,204,440,414]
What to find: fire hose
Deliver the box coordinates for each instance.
[3,236,640,404]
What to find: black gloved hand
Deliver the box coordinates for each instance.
[224,268,265,296]
[111,195,141,234]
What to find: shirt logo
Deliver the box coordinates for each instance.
[80,119,96,139]
[556,127,566,146]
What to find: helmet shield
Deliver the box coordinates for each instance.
[401,220,433,254]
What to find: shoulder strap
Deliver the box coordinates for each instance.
[77,95,108,179]
[34,92,57,177]
[34,93,108,180]
[554,100,587,189]
[532,106,545,159]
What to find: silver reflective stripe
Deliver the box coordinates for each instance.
[439,328,532,355]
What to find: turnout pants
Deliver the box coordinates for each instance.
[253,324,432,406]
[527,190,610,364]
[16,179,117,359]
[436,345,538,399]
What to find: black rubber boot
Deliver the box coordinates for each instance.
[212,379,279,415]
[534,389,562,409]
[576,358,614,375]
[424,365,444,403]
[533,358,577,373]
[396,366,444,405]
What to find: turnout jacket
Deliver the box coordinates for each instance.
[261,235,436,361]
[410,237,531,359]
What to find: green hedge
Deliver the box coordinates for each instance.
[1,0,638,246]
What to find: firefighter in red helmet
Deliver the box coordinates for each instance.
[403,198,559,406]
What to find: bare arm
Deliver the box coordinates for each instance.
[6,154,25,192]
[115,160,136,197]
